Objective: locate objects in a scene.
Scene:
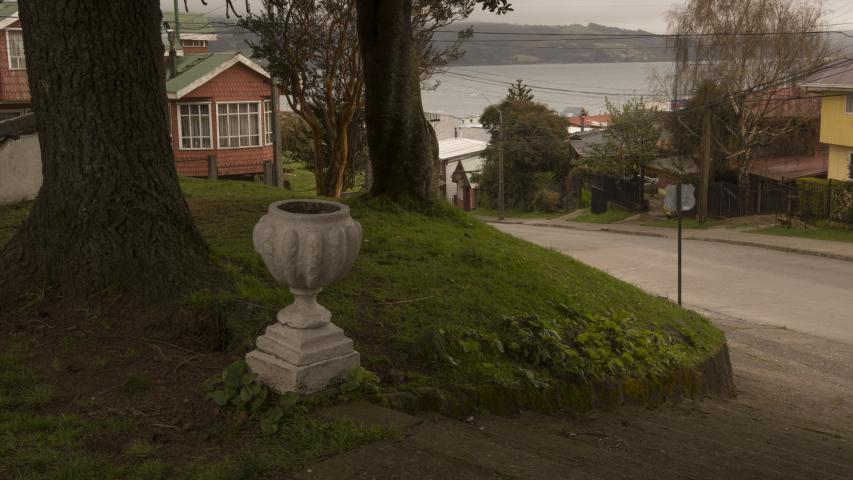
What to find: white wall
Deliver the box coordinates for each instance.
[0,133,42,205]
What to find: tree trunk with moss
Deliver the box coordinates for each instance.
[355,0,439,203]
[0,0,211,299]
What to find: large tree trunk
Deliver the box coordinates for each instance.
[0,0,211,299]
[356,0,439,203]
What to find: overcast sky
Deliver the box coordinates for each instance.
[162,0,853,34]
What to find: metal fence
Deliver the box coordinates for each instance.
[788,179,853,226]
[705,178,853,226]
[589,174,644,213]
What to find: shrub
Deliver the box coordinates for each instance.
[795,178,828,224]
[530,188,561,212]
[795,178,853,225]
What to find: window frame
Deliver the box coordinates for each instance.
[846,95,853,115]
[177,102,213,151]
[216,101,262,150]
[6,29,25,70]
[181,39,206,48]
[264,99,274,145]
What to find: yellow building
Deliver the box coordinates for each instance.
[803,61,853,181]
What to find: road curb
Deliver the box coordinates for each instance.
[487,219,853,263]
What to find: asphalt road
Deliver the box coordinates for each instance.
[494,224,853,345]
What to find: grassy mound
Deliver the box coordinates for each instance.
[182,179,724,390]
[0,178,727,477]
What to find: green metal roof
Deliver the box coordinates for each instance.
[165,53,238,94]
[161,11,217,36]
[0,3,18,19]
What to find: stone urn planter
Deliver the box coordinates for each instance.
[246,199,362,394]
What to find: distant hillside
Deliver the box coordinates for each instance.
[207,20,672,65]
[437,22,672,65]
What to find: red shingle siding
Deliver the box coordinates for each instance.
[188,63,271,101]
[182,46,208,55]
[170,62,273,177]
[0,21,31,104]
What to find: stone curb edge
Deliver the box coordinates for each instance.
[484,219,853,264]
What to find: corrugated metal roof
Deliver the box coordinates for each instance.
[801,59,853,91]
[438,138,487,161]
[165,53,236,94]
[569,131,607,157]
[0,2,18,19]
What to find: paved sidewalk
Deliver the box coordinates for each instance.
[479,216,853,262]
[294,315,853,479]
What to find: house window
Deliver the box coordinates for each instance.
[6,30,25,70]
[217,102,261,148]
[264,100,273,145]
[181,39,206,48]
[178,103,212,149]
[846,95,853,115]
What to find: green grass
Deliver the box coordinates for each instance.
[0,178,726,477]
[281,162,316,195]
[472,207,565,220]
[570,206,636,224]
[179,178,723,387]
[752,222,853,244]
[642,217,718,230]
[0,352,388,479]
[0,201,31,246]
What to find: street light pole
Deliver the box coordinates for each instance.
[476,93,505,221]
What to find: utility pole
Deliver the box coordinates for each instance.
[677,182,683,306]
[271,82,282,188]
[698,106,712,222]
[498,109,505,221]
[173,0,181,50]
[476,92,504,220]
[268,3,282,188]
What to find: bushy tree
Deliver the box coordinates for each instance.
[580,98,661,176]
[479,100,571,211]
[668,0,832,188]
[507,79,534,102]
[245,0,498,198]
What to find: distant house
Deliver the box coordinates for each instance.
[0,3,31,121]
[165,51,274,177]
[568,131,607,160]
[426,112,490,142]
[802,60,853,181]
[566,114,610,134]
[0,5,274,178]
[439,138,487,211]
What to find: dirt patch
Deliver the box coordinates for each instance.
[0,289,254,471]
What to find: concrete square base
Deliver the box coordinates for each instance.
[246,322,360,394]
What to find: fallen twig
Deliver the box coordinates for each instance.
[376,296,434,307]
[151,423,181,431]
[170,353,218,375]
[93,334,201,355]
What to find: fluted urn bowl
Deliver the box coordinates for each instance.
[253,199,362,329]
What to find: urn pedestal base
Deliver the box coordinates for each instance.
[246,323,360,394]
